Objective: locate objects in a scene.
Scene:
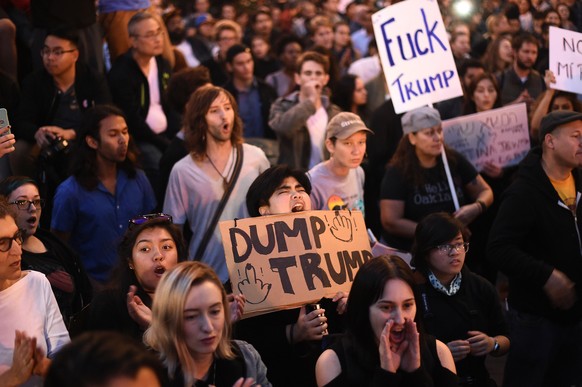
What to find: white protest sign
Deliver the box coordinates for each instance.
[372,0,463,114]
[549,26,582,94]
[219,210,372,317]
[442,103,530,171]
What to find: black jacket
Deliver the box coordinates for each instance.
[488,147,582,323]
[14,62,111,142]
[22,228,93,326]
[223,78,278,140]
[108,51,176,151]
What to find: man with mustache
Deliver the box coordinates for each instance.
[498,32,545,109]
[51,105,156,289]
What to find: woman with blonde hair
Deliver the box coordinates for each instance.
[144,262,270,387]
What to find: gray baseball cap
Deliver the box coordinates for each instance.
[401,106,442,135]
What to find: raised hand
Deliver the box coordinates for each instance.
[379,320,400,373]
[399,319,421,372]
[0,126,15,158]
[126,285,152,329]
[228,293,246,322]
[6,330,35,384]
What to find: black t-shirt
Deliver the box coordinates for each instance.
[380,151,478,250]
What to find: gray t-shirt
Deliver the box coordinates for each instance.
[163,144,269,282]
[307,162,365,215]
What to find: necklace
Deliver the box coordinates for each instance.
[206,147,235,189]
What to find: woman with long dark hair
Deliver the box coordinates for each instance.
[315,255,457,386]
[87,214,187,342]
[331,74,368,122]
[379,107,493,251]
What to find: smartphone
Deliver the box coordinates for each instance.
[0,108,10,136]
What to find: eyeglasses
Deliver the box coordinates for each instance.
[128,213,173,228]
[133,29,165,40]
[40,47,77,57]
[0,230,23,252]
[434,242,470,254]
[9,199,45,210]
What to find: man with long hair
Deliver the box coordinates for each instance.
[163,86,269,283]
[51,105,156,288]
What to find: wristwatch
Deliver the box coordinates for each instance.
[492,339,500,353]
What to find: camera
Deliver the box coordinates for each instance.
[40,137,70,160]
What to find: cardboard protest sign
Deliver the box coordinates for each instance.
[549,26,582,94]
[442,103,530,171]
[219,210,372,317]
[372,0,463,113]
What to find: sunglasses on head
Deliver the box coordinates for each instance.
[128,213,173,229]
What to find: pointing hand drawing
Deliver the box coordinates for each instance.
[237,263,272,304]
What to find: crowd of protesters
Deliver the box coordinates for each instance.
[1,0,582,386]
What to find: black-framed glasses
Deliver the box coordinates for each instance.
[128,213,173,228]
[9,199,45,210]
[40,47,77,57]
[0,230,23,252]
[434,242,469,255]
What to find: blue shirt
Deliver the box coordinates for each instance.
[51,170,156,282]
[237,80,264,138]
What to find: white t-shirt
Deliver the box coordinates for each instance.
[176,41,201,68]
[0,271,70,386]
[145,57,168,134]
[306,106,328,169]
[163,144,269,282]
[307,162,366,215]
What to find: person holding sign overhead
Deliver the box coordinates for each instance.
[379,106,493,252]
[235,165,348,387]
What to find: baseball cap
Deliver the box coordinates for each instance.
[326,112,374,140]
[401,106,441,135]
[539,110,582,142]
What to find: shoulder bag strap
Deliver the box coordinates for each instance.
[194,143,244,260]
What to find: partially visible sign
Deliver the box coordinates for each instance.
[549,26,582,94]
[442,104,530,171]
[219,211,372,316]
[372,0,463,113]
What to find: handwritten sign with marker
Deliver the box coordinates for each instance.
[372,0,463,113]
[219,210,372,317]
[442,104,530,171]
[549,26,582,94]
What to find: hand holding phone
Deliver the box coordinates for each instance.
[0,108,15,157]
[0,108,11,135]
